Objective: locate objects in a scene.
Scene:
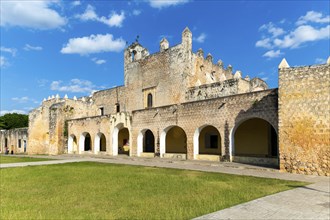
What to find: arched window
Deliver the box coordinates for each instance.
[147,93,153,108]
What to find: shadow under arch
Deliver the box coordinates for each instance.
[230,90,279,168]
[112,123,130,156]
[137,129,155,156]
[94,132,106,154]
[193,124,221,159]
[160,125,187,159]
[79,132,92,153]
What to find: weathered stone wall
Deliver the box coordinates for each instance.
[92,86,128,114]
[67,115,111,154]
[28,98,98,155]
[131,89,278,161]
[279,64,330,176]
[0,128,28,154]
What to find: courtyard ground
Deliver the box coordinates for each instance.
[1,154,329,219]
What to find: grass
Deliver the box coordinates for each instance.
[0,155,52,164]
[0,162,307,219]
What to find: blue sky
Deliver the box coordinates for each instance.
[1,0,329,115]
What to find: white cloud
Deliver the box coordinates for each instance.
[296,11,330,25]
[315,58,326,64]
[1,56,7,67]
[133,10,141,16]
[255,38,272,49]
[23,44,43,51]
[0,0,67,30]
[12,96,29,103]
[262,50,283,59]
[99,11,125,28]
[76,4,98,21]
[50,79,100,94]
[193,33,206,43]
[149,0,189,9]
[61,34,126,55]
[256,11,330,57]
[72,1,81,7]
[0,46,17,56]
[273,25,330,49]
[91,58,106,65]
[0,110,26,116]
[259,22,285,37]
[76,5,125,27]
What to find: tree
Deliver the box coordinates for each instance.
[0,113,28,130]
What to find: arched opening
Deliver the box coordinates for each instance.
[84,133,91,151]
[117,127,129,155]
[165,126,187,154]
[5,138,8,148]
[68,134,78,153]
[100,134,106,152]
[147,93,153,108]
[144,129,155,152]
[79,132,92,153]
[94,133,106,154]
[197,125,221,156]
[233,118,278,167]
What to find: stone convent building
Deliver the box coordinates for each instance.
[1,28,329,176]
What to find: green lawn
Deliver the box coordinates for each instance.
[0,162,307,219]
[0,155,52,164]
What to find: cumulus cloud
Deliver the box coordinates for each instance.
[50,79,100,94]
[133,10,141,16]
[0,46,17,56]
[259,22,285,38]
[273,25,329,49]
[91,58,106,65]
[72,1,81,7]
[12,96,29,103]
[12,96,39,104]
[61,34,126,55]
[149,0,189,9]
[296,11,330,25]
[23,44,43,51]
[256,10,330,58]
[0,0,67,30]
[0,56,6,67]
[193,33,207,43]
[76,5,125,27]
[0,110,26,116]
[262,50,283,59]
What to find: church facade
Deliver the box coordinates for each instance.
[1,28,329,176]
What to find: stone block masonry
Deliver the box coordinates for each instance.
[279,63,330,176]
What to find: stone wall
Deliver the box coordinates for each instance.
[28,98,98,155]
[132,89,278,162]
[279,63,330,176]
[0,128,28,154]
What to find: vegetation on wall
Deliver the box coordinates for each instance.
[0,113,28,130]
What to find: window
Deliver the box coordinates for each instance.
[147,93,153,108]
[99,107,104,116]
[116,103,120,113]
[18,139,22,148]
[205,133,218,149]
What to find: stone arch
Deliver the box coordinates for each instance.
[94,133,106,154]
[137,129,155,156]
[79,132,92,153]
[160,125,187,158]
[231,117,278,166]
[193,125,221,159]
[112,123,130,156]
[68,134,78,154]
